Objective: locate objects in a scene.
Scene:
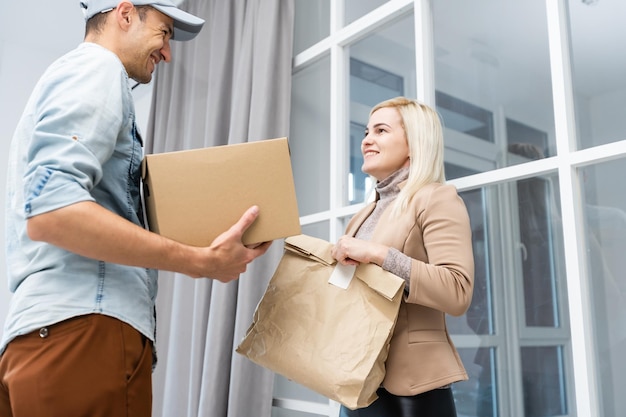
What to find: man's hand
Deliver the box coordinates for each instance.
[191,206,272,282]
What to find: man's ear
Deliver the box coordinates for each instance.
[115,1,135,30]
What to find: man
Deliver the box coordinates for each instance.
[0,1,272,416]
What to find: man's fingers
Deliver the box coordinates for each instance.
[251,240,272,253]
[230,205,260,236]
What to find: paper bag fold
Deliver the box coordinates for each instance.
[237,234,404,409]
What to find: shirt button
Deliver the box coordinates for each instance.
[39,327,49,338]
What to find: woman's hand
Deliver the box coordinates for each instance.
[331,235,388,266]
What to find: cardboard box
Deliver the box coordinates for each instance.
[141,137,301,246]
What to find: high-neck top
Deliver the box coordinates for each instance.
[377,166,410,199]
[356,166,409,241]
[355,167,412,288]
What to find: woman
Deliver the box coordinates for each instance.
[331,97,474,417]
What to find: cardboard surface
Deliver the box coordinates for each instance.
[237,234,405,409]
[141,137,301,246]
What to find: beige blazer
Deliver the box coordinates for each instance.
[344,181,475,396]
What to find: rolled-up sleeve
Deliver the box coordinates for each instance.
[21,52,125,218]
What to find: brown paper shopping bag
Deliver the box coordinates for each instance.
[236,234,404,409]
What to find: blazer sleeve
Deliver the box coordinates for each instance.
[404,183,475,316]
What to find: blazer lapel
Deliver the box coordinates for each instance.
[345,202,376,237]
[345,178,408,238]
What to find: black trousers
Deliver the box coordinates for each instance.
[339,387,457,417]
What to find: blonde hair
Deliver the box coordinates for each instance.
[369,97,446,217]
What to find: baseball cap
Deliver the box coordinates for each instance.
[80,0,205,41]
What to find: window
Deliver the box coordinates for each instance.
[286,1,626,416]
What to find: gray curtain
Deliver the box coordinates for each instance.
[144,1,295,416]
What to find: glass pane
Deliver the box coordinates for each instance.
[450,179,571,416]
[580,159,626,416]
[347,12,416,205]
[512,172,563,328]
[293,0,329,55]
[448,187,494,336]
[506,120,550,166]
[437,91,494,143]
[345,0,388,25]
[290,55,331,216]
[349,121,376,204]
[433,0,555,170]
[338,214,366,239]
[569,0,626,149]
[273,374,328,406]
[453,347,498,417]
[520,346,568,416]
[301,221,330,241]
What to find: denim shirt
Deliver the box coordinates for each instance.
[2,43,158,356]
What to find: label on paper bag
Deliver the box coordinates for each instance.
[328,263,356,289]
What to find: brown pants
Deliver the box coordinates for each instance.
[0,314,153,417]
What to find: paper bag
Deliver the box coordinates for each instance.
[236,234,405,410]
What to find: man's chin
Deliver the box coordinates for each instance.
[131,74,152,85]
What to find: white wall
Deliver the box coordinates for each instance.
[0,1,153,343]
